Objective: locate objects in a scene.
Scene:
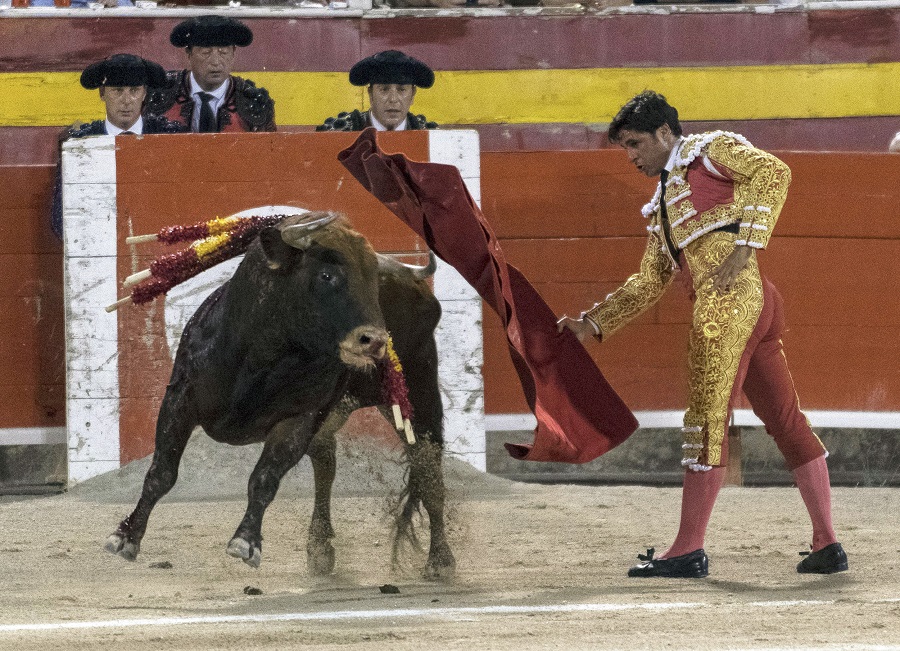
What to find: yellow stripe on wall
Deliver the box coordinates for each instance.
[3,63,900,127]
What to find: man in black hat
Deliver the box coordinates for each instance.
[145,15,276,133]
[317,50,437,132]
[67,53,186,138]
[53,54,185,239]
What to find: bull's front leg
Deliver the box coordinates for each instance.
[406,438,456,580]
[227,415,316,568]
[306,426,338,575]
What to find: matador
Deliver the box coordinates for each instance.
[558,91,848,578]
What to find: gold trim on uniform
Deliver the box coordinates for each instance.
[581,131,790,469]
[583,233,675,338]
[681,231,763,467]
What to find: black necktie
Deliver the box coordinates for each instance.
[658,169,680,264]
[198,92,216,133]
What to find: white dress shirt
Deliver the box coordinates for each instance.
[106,116,143,136]
[370,112,407,132]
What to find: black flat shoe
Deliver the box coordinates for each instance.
[627,547,709,578]
[797,542,848,574]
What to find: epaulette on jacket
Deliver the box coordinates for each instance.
[66,120,106,139]
[316,110,367,132]
[145,70,184,116]
[232,77,276,131]
[408,113,438,130]
[144,114,189,134]
[316,110,438,132]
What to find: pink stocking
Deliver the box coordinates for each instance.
[662,466,727,559]
[792,455,837,551]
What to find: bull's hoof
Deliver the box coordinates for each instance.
[227,537,261,568]
[424,547,456,581]
[104,533,140,561]
[307,541,336,576]
[423,559,456,581]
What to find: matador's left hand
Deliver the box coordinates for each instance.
[704,245,752,294]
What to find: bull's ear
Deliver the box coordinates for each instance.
[259,226,297,271]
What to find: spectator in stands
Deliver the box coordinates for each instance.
[145,15,276,133]
[890,131,900,152]
[558,90,847,579]
[52,54,185,238]
[317,50,437,132]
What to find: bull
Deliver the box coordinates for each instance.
[104,211,456,579]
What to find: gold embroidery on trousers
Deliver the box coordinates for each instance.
[681,232,763,468]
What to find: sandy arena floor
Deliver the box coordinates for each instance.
[0,432,897,651]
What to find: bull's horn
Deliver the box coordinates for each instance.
[377,251,437,281]
[411,251,437,280]
[280,212,339,247]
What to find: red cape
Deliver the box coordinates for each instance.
[339,129,638,463]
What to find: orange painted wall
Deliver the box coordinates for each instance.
[3,145,898,447]
[0,165,65,429]
[480,150,900,414]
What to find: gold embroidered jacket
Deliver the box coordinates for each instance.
[584,131,791,338]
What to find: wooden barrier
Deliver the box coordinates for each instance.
[0,164,65,447]
[4,141,898,486]
[61,131,483,483]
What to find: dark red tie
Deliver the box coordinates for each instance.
[198,92,216,133]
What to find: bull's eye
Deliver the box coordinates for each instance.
[319,271,333,283]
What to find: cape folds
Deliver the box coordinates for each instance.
[338,128,638,463]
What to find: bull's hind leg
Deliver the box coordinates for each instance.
[406,437,456,580]
[227,415,316,568]
[105,390,194,561]
[378,405,456,581]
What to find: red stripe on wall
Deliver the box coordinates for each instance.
[4,11,900,73]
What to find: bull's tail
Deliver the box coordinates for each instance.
[390,465,425,569]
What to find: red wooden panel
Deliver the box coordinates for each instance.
[482,151,655,239]
[0,166,58,256]
[0,248,64,428]
[0,385,63,429]
[763,239,900,327]
[782,326,900,411]
[777,152,900,239]
[5,12,900,74]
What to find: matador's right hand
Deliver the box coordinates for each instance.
[556,315,597,343]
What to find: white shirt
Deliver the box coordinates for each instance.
[189,73,229,133]
[106,116,143,136]
[370,112,407,132]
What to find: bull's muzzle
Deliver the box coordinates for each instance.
[339,325,389,368]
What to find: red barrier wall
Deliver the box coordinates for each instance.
[0,165,65,429]
[3,147,898,447]
[479,149,900,414]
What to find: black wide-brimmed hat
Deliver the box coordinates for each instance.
[80,54,167,90]
[349,50,434,88]
[170,15,253,48]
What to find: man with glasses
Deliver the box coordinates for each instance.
[317,50,436,132]
[146,15,276,133]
